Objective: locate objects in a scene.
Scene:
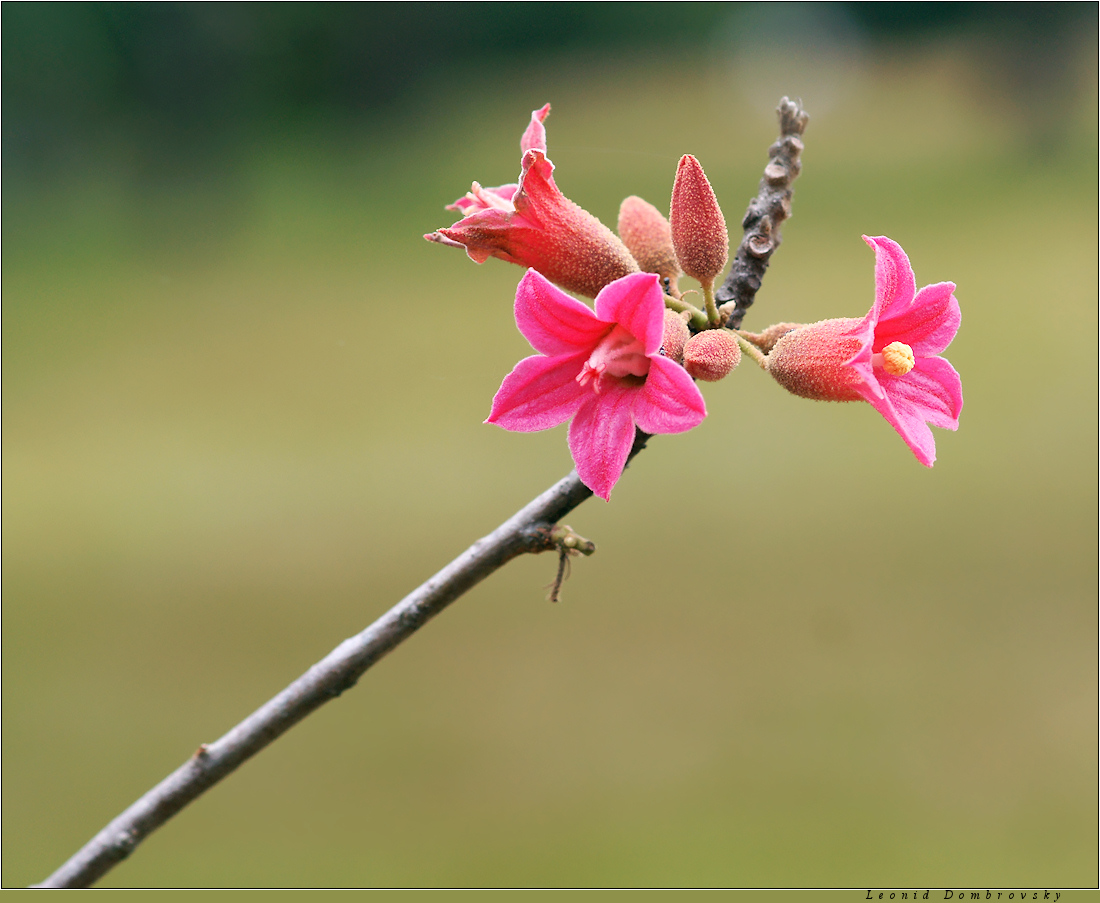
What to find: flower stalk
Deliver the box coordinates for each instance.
[662,293,709,331]
[735,332,769,369]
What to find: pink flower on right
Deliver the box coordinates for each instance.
[766,236,963,466]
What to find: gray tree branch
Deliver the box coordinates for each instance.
[36,97,806,889]
[717,97,809,329]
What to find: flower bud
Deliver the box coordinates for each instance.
[670,155,729,289]
[683,329,741,382]
[660,309,690,364]
[618,196,681,294]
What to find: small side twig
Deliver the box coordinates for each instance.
[716,96,809,329]
[545,525,597,602]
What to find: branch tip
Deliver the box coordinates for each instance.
[716,97,809,330]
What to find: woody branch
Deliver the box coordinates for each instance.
[36,97,807,889]
[716,97,809,329]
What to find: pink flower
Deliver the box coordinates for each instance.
[425,105,639,299]
[766,235,963,466]
[487,270,707,499]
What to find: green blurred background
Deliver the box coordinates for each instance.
[3,2,1097,888]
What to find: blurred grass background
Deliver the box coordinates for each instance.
[3,2,1097,888]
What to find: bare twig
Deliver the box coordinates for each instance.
[716,96,809,329]
[37,98,807,888]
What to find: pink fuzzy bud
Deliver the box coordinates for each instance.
[660,309,690,364]
[683,329,741,382]
[670,155,729,289]
[618,195,681,294]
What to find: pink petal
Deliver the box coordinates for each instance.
[593,272,666,355]
[514,269,609,356]
[855,381,936,467]
[864,235,916,321]
[436,208,516,264]
[520,104,551,155]
[514,148,560,208]
[885,356,963,429]
[633,357,707,434]
[855,355,963,467]
[876,282,960,357]
[486,352,590,432]
[447,184,519,215]
[567,384,638,500]
[424,230,467,250]
[837,317,884,401]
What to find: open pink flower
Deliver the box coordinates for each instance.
[488,270,707,499]
[425,105,638,298]
[766,235,963,466]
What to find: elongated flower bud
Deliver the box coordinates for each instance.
[618,196,681,294]
[683,329,741,382]
[670,155,729,290]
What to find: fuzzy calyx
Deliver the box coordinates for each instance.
[765,318,867,401]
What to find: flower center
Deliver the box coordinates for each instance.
[576,324,650,393]
[873,341,915,377]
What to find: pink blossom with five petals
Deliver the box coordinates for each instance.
[425,105,639,299]
[766,235,963,466]
[487,270,707,500]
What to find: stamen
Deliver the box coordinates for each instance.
[576,361,605,393]
[465,182,516,212]
[577,325,651,394]
[876,341,915,376]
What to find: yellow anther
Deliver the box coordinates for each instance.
[881,341,915,376]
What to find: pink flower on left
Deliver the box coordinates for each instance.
[488,270,707,500]
[425,104,639,299]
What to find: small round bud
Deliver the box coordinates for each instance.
[683,330,741,382]
[660,309,691,364]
